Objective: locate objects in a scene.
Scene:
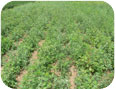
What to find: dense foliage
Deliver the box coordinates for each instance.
[1,1,114,89]
[2,1,34,10]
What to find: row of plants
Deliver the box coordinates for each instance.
[2,1,34,10]
[1,1,114,89]
[1,26,45,88]
[1,2,56,87]
[19,26,70,89]
[1,2,39,55]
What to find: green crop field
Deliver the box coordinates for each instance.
[1,1,114,89]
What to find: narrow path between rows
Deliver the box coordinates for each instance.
[38,40,45,47]
[30,51,38,64]
[51,61,61,76]
[70,65,77,89]
[1,38,24,72]
[16,70,27,88]
[16,40,45,88]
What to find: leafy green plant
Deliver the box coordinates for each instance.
[1,1,114,89]
[1,37,13,55]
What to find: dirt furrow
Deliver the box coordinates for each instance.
[30,51,38,64]
[16,40,45,87]
[1,38,24,72]
[16,70,27,88]
[51,61,61,76]
[38,40,45,47]
[70,65,77,89]
[2,38,24,64]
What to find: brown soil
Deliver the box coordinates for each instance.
[70,65,77,89]
[99,70,113,83]
[16,70,27,81]
[14,38,24,47]
[16,50,38,88]
[51,70,61,76]
[2,50,17,64]
[4,50,17,62]
[16,39,45,88]
[18,39,23,45]
[2,34,25,64]
[18,34,27,45]
[30,40,45,63]
[3,54,9,62]
[16,70,27,88]
[29,40,45,64]
[51,61,61,76]
[38,40,45,47]
[52,61,58,66]
[32,51,38,60]
[30,51,38,64]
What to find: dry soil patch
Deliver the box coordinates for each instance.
[70,65,77,89]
